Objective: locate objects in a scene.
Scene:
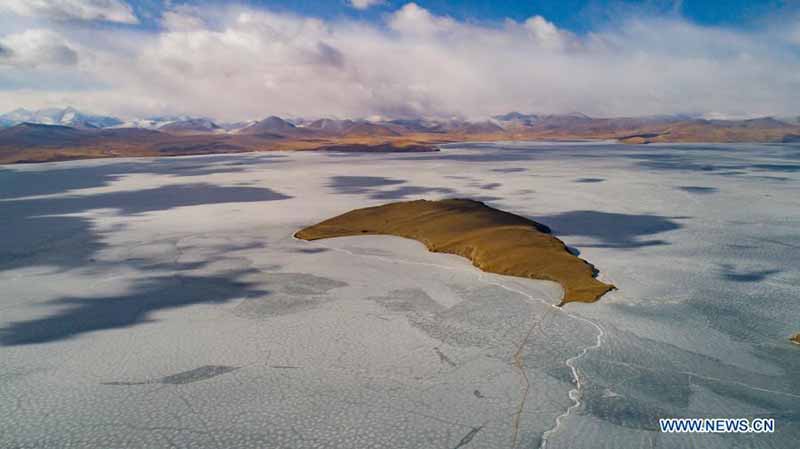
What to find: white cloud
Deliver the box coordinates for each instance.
[389,3,456,36]
[160,5,206,31]
[0,3,799,120]
[524,15,572,50]
[0,0,138,24]
[0,29,78,67]
[349,0,383,10]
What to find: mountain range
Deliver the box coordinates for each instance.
[1,107,799,164]
[0,107,123,129]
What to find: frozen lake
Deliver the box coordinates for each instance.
[1,142,798,448]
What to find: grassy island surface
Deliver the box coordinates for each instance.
[296,199,615,304]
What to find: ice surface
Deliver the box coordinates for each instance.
[1,142,798,448]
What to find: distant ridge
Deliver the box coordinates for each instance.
[304,120,400,137]
[159,118,222,134]
[0,107,123,129]
[2,109,800,164]
[0,123,86,146]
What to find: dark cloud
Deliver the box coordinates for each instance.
[315,42,345,68]
[0,44,13,59]
[45,44,79,66]
[0,30,79,68]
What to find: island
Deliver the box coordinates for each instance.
[791,334,800,345]
[295,199,615,304]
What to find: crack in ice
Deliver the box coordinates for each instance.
[292,233,607,449]
[593,357,800,399]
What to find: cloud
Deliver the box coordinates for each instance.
[0,0,138,24]
[523,15,574,50]
[0,2,799,120]
[313,42,345,68]
[160,5,206,31]
[790,22,800,45]
[0,29,79,67]
[349,0,384,10]
[0,44,13,59]
[389,3,456,36]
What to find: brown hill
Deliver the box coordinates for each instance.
[0,123,87,146]
[614,120,800,144]
[304,119,400,137]
[0,123,248,163]
[495,113,800,143]
[342,121,401,137]
[0,122,437,163]
[295,199,615,304]
[383,118,448,133]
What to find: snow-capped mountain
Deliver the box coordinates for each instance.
[158,118,222,134]
[113,115,191,130]
[218,121,256,132]
[237,116,300,135]
[0,107,123,129]
[115,116,226,134]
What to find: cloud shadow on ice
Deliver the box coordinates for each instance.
[104,365,241,386]
[579,318,799,433]
[370,185,454,200]
[0,154,286,200]
[327,175,454,200]
[718,264,780,282]
[677,186,718,194]
[294,247,329,254]
[490,167,527,173]
[0,183,291,273]
[749,163,800,173]
[0,271,268,346]
[536,210,684,248]
[328,175,405,194]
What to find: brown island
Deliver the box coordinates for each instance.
[295,199,615,304]
[791,334,800,345]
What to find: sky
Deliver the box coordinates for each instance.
[0,0,799,121]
